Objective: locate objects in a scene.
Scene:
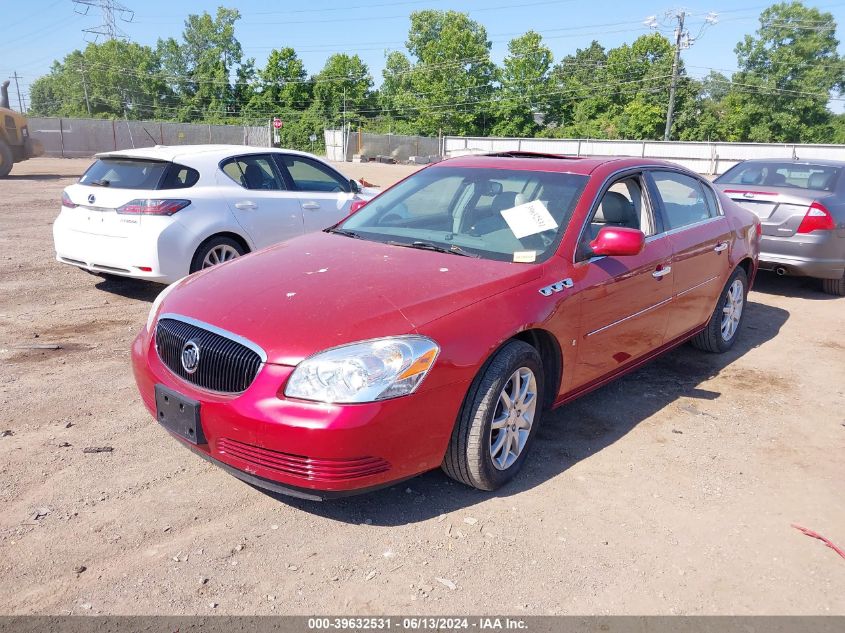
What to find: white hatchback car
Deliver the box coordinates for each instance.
[53,145,377,284]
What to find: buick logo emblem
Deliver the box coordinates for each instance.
[88,194,96,204]
[181,340,200,374]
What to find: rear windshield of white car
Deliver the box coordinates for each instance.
[336,166,589,264]
[79,158,199,190]
[716,162,841,192]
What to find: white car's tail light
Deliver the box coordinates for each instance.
[61,191,78,208]
[117,199,191,216]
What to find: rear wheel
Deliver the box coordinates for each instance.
[821,273,845,297]
[691,267,748,353]
[190,236,246,273]
[0,140,13,178]
[442,340,544,491]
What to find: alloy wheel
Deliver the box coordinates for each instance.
[720,279,744,342]
[489,367,537,470]
[202,244,240,268]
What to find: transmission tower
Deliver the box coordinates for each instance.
[73,0,134,41]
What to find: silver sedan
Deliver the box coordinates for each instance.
[714,159,845,296]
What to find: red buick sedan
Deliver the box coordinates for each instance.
[132,153,759,500]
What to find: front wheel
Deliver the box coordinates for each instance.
[690,267,748,353]
[190,236,246,273]
[442,340,544,491]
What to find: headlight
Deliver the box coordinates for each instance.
[146,277,185,332]
[284,336,439,403]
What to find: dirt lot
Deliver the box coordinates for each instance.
[0,157,843,616]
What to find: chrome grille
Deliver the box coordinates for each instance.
[155,316,263,393]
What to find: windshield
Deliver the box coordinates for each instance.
[79,158,170,189]
[716,162,841,192]
[337,166,588,263]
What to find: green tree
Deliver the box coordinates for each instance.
[403,10,496,135]
[491,31,553,137]
[725,1,844,142]
[246,47,312,118]
[28,41,169,119]
[311,53,373,127]
[156,7,246,122]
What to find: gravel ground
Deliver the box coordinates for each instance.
[0,157,843,616]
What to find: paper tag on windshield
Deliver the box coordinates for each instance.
[500,200,558,239]
[513,250,537,263]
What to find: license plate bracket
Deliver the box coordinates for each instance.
[154,384,205,445]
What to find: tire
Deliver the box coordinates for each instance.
[821,273,845,297]
[0,140,13,178]
[442,340,545,491]
[690,267,748,353]
[190,236,246,273]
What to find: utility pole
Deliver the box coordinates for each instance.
[10,72,23,112]
[664,11,684,141]
[78,66,92,116]
[342,86,347,161]
[645,10,718,141]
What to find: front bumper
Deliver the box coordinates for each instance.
[759,233,845,280]
[131,329,469,497]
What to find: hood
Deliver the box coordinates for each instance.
[159,231,541,365]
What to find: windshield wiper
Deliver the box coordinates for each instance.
[89,179,111,187]
[325,227,362,239]
[387,240,480,258]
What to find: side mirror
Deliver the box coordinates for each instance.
[349,179,361,194]
[589,227,645,257]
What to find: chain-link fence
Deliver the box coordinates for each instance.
[26,117,270,157]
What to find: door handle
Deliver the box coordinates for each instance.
[652,265,672,279]
[234,201,257,210]
[714,241,728,253]
[302,202,320,210]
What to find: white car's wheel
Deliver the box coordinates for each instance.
[190,236,246,273]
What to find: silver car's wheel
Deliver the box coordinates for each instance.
[202,244,241,268]
[190,236,247,274]
[490,367,537,470]
[720,279,744,342]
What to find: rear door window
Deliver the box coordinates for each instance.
[220,155,287,190]
[79,159,169,189]
[650,171,714,230]
[159,163,200,189]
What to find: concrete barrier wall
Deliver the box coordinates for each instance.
[443,136,845,175]
[27,117,270,157]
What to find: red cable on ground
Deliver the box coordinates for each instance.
[791,524,845,561]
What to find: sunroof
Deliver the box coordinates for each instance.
[484,151,579,160]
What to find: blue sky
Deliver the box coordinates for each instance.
[5,0,845,112]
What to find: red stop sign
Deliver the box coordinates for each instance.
[273,118,282,129]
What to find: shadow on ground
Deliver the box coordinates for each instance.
[262,300,790,524]
[751,270,839,301]
[95,275,161,302]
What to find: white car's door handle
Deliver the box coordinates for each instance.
[302,202,321,210]
[652,266,672,278]
[714,241,729,253]
[235,201,257,210]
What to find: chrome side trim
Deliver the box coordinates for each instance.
[158,313,268,363]
[646,215,725,241]
[586,297,673,337]
[676,275,719,298]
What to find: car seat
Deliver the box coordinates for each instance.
[590,192,638,238]
[244,163,271,189]
[807,172,831,190]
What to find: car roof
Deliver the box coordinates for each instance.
[94,144,318,164]
[439,152,687,175]
[732,158,845,168]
